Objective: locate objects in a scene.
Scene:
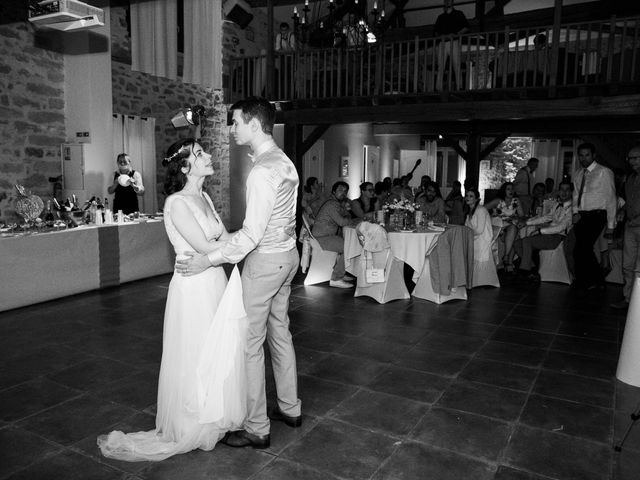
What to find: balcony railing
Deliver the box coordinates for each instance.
[228,15,640,103]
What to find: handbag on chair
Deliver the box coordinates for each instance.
[364,250,388,284]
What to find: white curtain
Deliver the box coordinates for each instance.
[183,0,223,88]
[424,140,438,180]
[130,0,177,80]
[531,139,562,185]
[112,114,157,214]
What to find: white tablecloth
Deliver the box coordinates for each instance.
[344,226,470,304]
[344,227,441,282]
[0,220,173,312]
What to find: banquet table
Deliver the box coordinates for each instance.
[0,219,174,312]
[344,226,469,304]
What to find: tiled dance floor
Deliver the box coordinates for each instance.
[1,271,639,479]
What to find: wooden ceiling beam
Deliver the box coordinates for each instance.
[371,116,640,137]
[480,133,510,158]
[283,94,640,127]
[301,125,331,156]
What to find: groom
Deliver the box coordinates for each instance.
[177,96,302,448]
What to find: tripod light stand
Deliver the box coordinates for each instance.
[614,400,640,452]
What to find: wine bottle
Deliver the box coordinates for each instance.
[44,200,55,227]
[103,198,112,224]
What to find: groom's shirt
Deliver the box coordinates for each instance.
[208,139,299,266]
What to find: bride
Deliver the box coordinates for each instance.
[98,139,247,461]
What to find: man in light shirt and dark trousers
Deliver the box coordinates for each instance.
[572,142,617,291]
[178,97,302,449]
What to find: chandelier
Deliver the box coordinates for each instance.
[291,0,387,48]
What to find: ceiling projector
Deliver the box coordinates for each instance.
[28,0,105,32]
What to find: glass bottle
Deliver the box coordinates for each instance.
[44,200,55,227]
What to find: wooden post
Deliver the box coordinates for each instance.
[283,123,304,182]
[266,0,275,99]
[466,132,482,190]
[284,123,304,234]
[476,0,486,32]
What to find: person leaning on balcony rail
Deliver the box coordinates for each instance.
[275,22,296,52]
[434,0,469,90]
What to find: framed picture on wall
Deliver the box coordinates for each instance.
[341,156,349,177]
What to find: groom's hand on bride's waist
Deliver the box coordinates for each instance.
[175,251,212,276]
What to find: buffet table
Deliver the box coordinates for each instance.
[0,220,174,312]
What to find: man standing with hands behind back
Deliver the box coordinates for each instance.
[572,142,617,291]
[513,157,539,217]
[177,97,302,449]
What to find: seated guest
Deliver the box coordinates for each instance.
[312,181,359,288]
[392,175,414,201]
[484,181,524,273]
[351,182,377,221]
[301,176,326,219]
[465,188,499,287]
[544,177,558,200]
[401,175,414,200]
[414,175,432,203]
[445,180,465,225]
[375,181,399,210]
[514,181,574,280]
[530,182,547,216]
[417,182,446,223]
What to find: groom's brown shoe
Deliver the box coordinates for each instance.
[268,406,302,428]
[221,430,270,449]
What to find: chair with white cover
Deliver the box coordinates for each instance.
[491,224,503,267]
[412,226,471,304]
[353,222,409,304]
[301,214,339,286]
[538,240,572,285]
[468,208,500,288]
[605,249,623,284]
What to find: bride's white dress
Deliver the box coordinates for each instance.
[97,193,247,462]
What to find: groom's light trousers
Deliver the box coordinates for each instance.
[241,248,301,437]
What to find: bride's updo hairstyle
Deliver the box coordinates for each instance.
[163,138,196,195]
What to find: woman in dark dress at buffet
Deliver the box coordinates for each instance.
[108,153,145,214]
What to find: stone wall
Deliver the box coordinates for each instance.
[0,23,66,223]
[110,6,231,220]
[0,5,244,224]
